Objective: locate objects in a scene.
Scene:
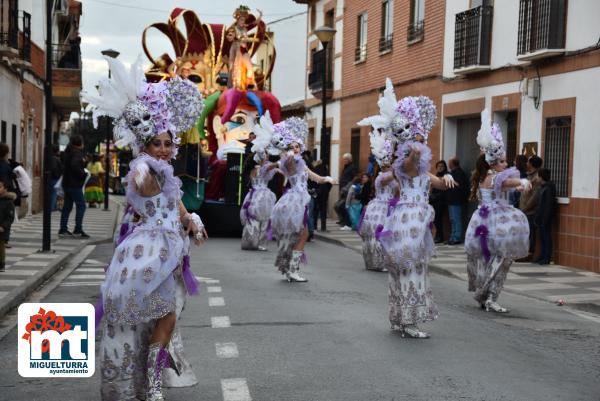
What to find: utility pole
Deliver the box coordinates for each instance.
[42,0,53,251]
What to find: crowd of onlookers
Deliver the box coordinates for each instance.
[331,152,557,265]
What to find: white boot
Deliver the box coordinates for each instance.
[484,298,509,313]
[287,251,307,282]
[400,324,430,338]
[147,342,168,401]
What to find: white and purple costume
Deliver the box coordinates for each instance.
[240,163,278,250]
[378,142,438,327]
[271,154,310,274]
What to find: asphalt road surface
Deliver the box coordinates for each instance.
[1,238,599,401]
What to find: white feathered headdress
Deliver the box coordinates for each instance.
[477,109,505,165]
[81,55,204,158]
[369,130,394,167]
[251,111,277,162]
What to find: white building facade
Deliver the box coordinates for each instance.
[440,0,600,271]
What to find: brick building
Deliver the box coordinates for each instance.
[0,0,81,215]
[294,0,600,272]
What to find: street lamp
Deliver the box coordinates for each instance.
[100,49,120,211]
[314,26,336,171]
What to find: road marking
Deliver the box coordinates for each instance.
[76,267,106,273]
[0,279,25,286]
[205,279,220,284]
[65,274,106,280]
[221,378,251,401]
[208,286,222,293]
[209,297,225,306]
[216,342,239,358]
[11,261,48,267]
[59,282,103,287]
[84,258,106,265]
[211,316,231,328]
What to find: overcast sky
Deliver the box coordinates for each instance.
[79,0,307,96]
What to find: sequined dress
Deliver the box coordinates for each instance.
[271,155,311,274]
[100,154,197,400]
[465,168,529,303]
[379,173,438,326]
[358,171,398,271]
[240,164,277,250]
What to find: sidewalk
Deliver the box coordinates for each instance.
[314,219,600,313]
[0,200,122,318]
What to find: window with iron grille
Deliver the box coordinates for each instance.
[21,11,31,62]
[379,0,393,53]
[351,128,361,170]
[453,4,493,69]
[517,0,566,55]
[408,0,425,43]
[544,116,571,197]
[0,0,19,49]
[355,12,368,62]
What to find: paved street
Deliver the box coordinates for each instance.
[1,236,599,401]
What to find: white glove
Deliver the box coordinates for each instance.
[442,174,457,188]
[134,162,149,187]
[286,150,294,157]
[518,178,532,192]
[324,176,334,184]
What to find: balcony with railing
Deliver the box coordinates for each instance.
[0,0,19,58]
[453,5,493,74]
[517,0,566,61]
[308,48,333,100]
[407,20,424,43]
[52,41,82,113]
[379,33,393,54]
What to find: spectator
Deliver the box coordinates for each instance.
[312,159,331,232]
[357,172,372,206]
[0,178,15,272]
[85,153,105,207]
[345,175,363,230]
[534,168,556,265]
[334,153,357,229]
[430,160,448,243]
[520,155,543,259]
[367,153,376,177]
[10,159,31,219]
[49,144,63,211]
[0,144,15,196]
[59,135,89,239]
[509,154,528,208]
[446,157,469,245]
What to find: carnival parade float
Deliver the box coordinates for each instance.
[142,5,281,235]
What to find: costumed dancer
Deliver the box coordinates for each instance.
[357,79,400,272]
[377,93,455,338]
[83,55,205,401]
[465,109,530,313]
[240,112,280,250]
[270,117,334,282]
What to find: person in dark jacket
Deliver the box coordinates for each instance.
[49,144,63,211]
[446,157,469,244]
[509,154,528,208]
[430,160,448,243]
[59,135,89,238]
[0,144,16,197]
[334,153,357,229]
[534,168,556,265]
[0,178,15,272]
[357,172,372,206]
[312,159,332,231]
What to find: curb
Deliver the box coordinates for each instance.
[0,203,122,319]
[314,234,600,315]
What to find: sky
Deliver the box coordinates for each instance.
[79,0,307,100]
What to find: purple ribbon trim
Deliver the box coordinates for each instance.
[387,197,399,217]
[242,188,256,220]
[94,295,103,331]
[300,251,307,264]
[475,225,491,263]
[375,224,392,241]
[356,206,367,233]
[155,346,170,376]
[266,219,273,241]
[182,255,200,295]
[303,205,309,227]
[478,205,490,219]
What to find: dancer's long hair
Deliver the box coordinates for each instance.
[470,153,490,202]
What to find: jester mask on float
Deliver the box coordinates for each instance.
[142,7,278,159]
